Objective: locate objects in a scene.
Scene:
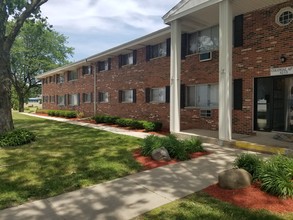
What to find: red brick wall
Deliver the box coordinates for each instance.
[42,1,293,133]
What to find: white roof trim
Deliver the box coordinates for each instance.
[36,27,171,79]
[163,0,223,24]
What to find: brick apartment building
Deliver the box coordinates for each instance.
[37,0,293,141]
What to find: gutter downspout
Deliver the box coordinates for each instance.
[93,61,97,116]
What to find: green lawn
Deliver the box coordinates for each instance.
[0,112,142,209]
[134,192,293,220]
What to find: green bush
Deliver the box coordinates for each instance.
[94,115,120,124]
[234,153,263,179]
[0,129,36,147]
[140,135,163,156]
[141,135,204,161]
[47,110,76,118]
[116,118,144,129]
[258,155,293,198]
[141,121,163,132]
[36,109,49,114]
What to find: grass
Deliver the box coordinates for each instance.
[134,192,293,220]
[0,112,142,210]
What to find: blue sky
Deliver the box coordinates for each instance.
[41,0,179,62]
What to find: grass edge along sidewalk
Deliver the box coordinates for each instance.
[0,112,142,210]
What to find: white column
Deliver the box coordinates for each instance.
[219,0,233,142]
[170,20,182,133]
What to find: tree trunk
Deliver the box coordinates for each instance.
[0,52,14,133]
[18,95,25,112]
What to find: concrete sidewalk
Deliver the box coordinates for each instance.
[0,142,246,220]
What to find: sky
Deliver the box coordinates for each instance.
[41,0,180,62]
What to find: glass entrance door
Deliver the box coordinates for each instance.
[255,76,293,132]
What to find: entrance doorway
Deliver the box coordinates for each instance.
[254,76,293,132]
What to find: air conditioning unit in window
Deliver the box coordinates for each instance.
[199,52,212,62]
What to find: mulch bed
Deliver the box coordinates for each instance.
[203,182,293,213]
[133,149,210,170]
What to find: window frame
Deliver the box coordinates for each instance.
[150,42,167,59]
[150,87,166,103]
[56,74,64,84]
[83,93,92,103]
[68,94,79,106]
[98,92,109,103]
[186,84,219,109]
[275,7,293,26]
[57,95,65,106]
[187,25,219,55]
[98,60,109,72]
[119,89,136,103]
[68,71,78,81]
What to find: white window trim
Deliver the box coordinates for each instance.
[150,87,166,103]
[275,7,293,26]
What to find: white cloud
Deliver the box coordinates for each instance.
[41,0,179,61]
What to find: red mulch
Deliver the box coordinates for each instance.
[133,149,210,170]
[203,183,293,213]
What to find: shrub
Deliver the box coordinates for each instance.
[140,135,163,156]
[64,111,77,118]
[141,135,204,161]
[36,109,49,114]
[182,138,203,154]
[0,129,36,147]
[103,116,120,124]
[142,121,162,132]
[116,118,144,129]
[258,155,293,198]
[234,153,263,179]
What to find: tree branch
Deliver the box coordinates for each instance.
[4,0,48,51]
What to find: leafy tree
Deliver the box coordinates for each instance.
[11,20,74,112]
[0,0,48,133]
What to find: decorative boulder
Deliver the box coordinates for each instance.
[218,168,252,189]
[151,147,171,161]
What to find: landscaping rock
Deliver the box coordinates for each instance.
[151,147,171,161]
[218,168,252,189]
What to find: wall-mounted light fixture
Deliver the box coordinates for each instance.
[280,54,287,63]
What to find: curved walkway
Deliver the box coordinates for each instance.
[0,113,252,220]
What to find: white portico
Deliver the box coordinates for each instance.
[163,0,289,142]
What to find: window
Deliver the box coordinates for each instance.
[98,92,109,103]
[68,94,79,106]
[188,26,219,54]
[150,88,166,103]
[119,89,136,103]
[121,53,133,66]
[150,42,167,59]
[98,60,109,71]
[276,7,293,26]
[49,76,52,83]
[83,93,92,103]
[82,65,92,75]
[56,74,64,84]
[186,84,219,108]
[50,96,55,103]
[57,95,65,106]
[68,71,78,81]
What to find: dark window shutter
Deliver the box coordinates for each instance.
[146,45,151,61]
[78,93,80,106]
[133,89,136,103]
[56,95,58,104]
[90,93,93,103]
[82,93,85,103]
[234,14,244,47]
[82,66,87,75]
[97,92,101,103]
[181,33,188,60]
[165,86,170,103]
[181,84,186,108]
[64,95,67,106]
[133,50,137,65]
[118,55,122,68]
[145,88,150,103]
[166,38,171,57]
[108,58,112,70]
[118,90,122,103]
[233,79,243,110]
